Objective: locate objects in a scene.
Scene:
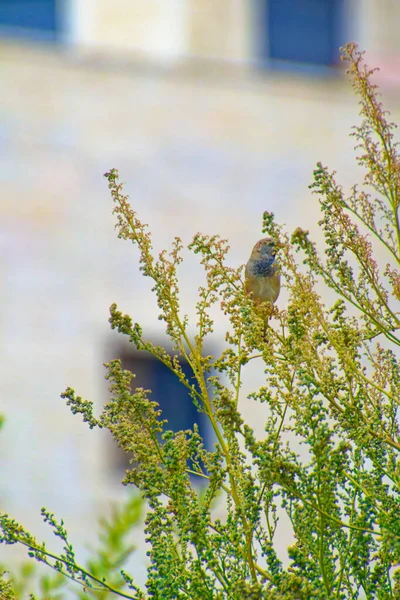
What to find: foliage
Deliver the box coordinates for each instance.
[1,43,400,598]
[0,494,142,600]
[0,571,17,600]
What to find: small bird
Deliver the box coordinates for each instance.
[245,237,281,307]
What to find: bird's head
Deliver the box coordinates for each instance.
[251,237,277,260]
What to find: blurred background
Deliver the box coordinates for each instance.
[1,0,400,592]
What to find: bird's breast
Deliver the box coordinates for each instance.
[245,270,280,304]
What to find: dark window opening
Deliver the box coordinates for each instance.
[0,0,58,40]
[110,349,213,482]
[259,0,345,69]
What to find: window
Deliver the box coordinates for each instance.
[261,0,345,68]
[0,0,58,40]
[110,348,213,480]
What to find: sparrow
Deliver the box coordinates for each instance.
[244,238,280,338]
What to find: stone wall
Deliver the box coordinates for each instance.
[67,0,400,68]
[187,0,251,63]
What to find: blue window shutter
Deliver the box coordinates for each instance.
[0,0,58,36]
[264,0,344,66]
